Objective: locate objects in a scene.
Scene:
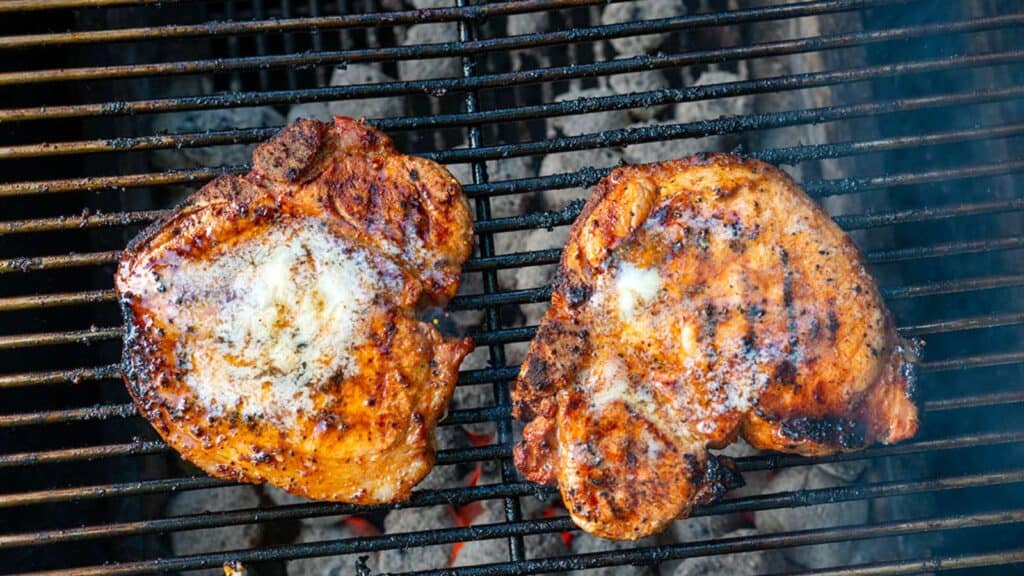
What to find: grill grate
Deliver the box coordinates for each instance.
[2,0,1024,574]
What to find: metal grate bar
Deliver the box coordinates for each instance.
[0,0,922,87]
[901,312,1024,337]
[754,122,1024,166]
[926,391,1024,412]
[0,467,1018,557]
[0,0,190,13]
[0,0,608,48]
[761,549,1024,576]
[475,153,1024,234]
[3,36,1020,124]
[4,398,1022,474]
[457,232,1024,273]
[835,197,1024,230]
[0,402,135,426]
[11,70,1022,167]
[0,402,508,430]
[401,509,1024,576]
[0,290,117,313]
[455,1,525,561]
[0,440,167,468]
[735,430,1024,472]
[0,251,119,274]
[4,83,1022,198]
[0,440,510,470]
[0,482,555,550]
[5,429,1021,511]
[381,83,1024,136]
[921,350,1024,373]
[883,273,1024,300]
[459,309,1024,347]
[865,236,1024,264]
[17,502,1024,576]
[0,476,228,510]
[429,117,1024,174]
[0,168,234,199]
[0,326,121,350]
[0,210,166,236]
[0,364,119,389]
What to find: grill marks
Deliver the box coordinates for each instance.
[780,248,801,367]
[513,155,919,540]
[701,302,720,364]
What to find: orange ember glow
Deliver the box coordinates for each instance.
[464,427,496,447]
[448,463,487,565]
[542,506,575,548]
[341,515,381,538]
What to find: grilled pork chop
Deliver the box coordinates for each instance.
[513,154,919,540]
[116,117,474,503]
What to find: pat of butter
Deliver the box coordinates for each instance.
[161,218,387,424]
[614,262,663,320]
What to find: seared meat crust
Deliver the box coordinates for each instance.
[117,117,474,504]
[513,154,918,539]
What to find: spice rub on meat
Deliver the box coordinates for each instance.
[116,117,474,504]
[513,154,919,540]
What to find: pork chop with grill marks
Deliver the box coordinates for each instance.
[116,117,474,503]
[513,154,919,540]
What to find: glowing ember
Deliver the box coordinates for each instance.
[542,506,574,548]
[341,516,381,538]
[448,464,487,565]
[464,428,496,447]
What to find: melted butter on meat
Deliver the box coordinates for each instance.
[155,218,388,424]
[613,262,662,320]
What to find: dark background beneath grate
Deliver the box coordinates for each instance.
[1,0,1024,574]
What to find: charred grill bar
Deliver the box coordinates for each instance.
[2,0,1023,574]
